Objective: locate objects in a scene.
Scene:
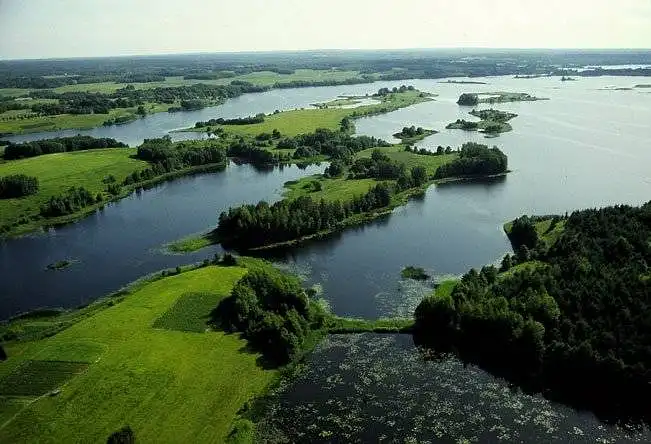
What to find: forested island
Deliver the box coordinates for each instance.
[457,92,546,106]
[392,125,437,143]
[415,202,651,421]
[446,109,518,134]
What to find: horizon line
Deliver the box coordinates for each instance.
[2,47,651,62]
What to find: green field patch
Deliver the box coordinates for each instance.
[32,340,106,363]
[0,265,278,443]
[499,260,547,279]
[0,397,31,427]
[152,292,223,333]
[0,360,88,396]
[283,175,376,201]
[165,234,212,253]
[435,279,458,299]
[356,145,458,175]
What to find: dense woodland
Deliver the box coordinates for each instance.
[215,183,393,250]
[415,202,651,420]
[213,265,325,365]
[3,136,127,160]
[0,174,39,198]
[433,142,508,179]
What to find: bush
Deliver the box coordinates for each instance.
[457,93,479,106]
[107,426,135,444]
[213,268,315,365]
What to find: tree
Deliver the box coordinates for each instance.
[411,166,427,186]
[136,105,146,116]
[107,426,135,444]
[457,93,479,106]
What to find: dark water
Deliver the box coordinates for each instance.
[257,334,650,443]
[0,162,323,317]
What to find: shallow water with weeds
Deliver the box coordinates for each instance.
[257,334,650,443]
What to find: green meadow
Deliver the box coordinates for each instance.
[0,148,147,234]
[0,265,277,443]
[186,90,434,137]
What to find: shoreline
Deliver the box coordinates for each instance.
[0,161,227,240]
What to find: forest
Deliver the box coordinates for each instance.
[3,135,127,160]
[415,202,651,420]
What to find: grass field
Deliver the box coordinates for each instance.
[0,265,278,443]
[357,144,458,175]
[187,90,434,137]
[0,108,139,134]
[435,280,458,299]
[283,176,377,201]
[0,148,146,232]
[152,292,220,333]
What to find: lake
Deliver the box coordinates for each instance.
[1,74,650,441]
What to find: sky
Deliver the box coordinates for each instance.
[0,0,650,59]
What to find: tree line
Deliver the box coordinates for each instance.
[457,93,479,106]
[415,202,651,421]
[4,135,127,160]
[0,174,39,198]
[194,114,265,128]
[215,183,393,250]
[12,82,269,118]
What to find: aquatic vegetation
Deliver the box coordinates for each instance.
[255,334,651,443]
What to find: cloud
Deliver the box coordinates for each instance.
[0,0,649,59]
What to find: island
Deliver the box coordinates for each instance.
[439,80,488,85]
[457,92,548,106]
[446,108,518,134]
[392,125,437,143]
